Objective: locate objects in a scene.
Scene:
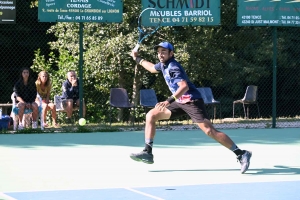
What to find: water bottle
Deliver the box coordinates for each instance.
[0,108,2,119]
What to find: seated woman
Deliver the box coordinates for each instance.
[13,67,39,130]
[35,71,59,128]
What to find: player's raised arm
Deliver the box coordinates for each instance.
[131,50,158,74]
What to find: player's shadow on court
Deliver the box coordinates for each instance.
[150,165,300,175]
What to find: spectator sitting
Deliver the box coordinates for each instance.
[13,67,39,130]
[62,70,86,123]
[35,71,59,128]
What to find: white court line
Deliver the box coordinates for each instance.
[124,187,165,200]
[0,192,17,200]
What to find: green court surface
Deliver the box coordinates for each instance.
[0,128,299,200]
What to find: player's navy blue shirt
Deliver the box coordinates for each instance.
[154,57,202,103]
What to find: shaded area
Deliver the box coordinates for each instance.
[0,128,299,148]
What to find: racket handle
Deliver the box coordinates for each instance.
[133,43,140,52]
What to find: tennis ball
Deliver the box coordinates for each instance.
[79,118,86,126]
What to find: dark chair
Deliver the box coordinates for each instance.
[140,89,158,113]
[197,87,222,121]
[233,85,260,119]
[109,88,135,125]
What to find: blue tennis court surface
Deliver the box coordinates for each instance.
[1,128,300,200]
[3,181,300,200]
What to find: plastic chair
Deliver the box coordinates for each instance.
[54,95,80,112]
[54,95,80,124]
[54,95,65,112]
[204,87,222,120]
[233,85,260,119]
[197,87,222,120]
[11,92,44,130]
[140,89,158,113]
[109,88,135,125]
[197,87,208,103]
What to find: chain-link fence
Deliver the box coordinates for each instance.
[1,0,300,131]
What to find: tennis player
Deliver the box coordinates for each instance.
[130,41,252,174]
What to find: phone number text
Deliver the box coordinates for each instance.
[151,16,214,24]
[58,15,103,21]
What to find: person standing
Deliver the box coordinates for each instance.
[130,42,252,174]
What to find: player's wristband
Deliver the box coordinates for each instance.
[166,96,176,104]
[139,59,145,65]
[135,57,143,65]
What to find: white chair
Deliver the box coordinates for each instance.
[54,95,65,112]
[54,95,80,113]
[11,92,44,131]
[54,95,81,124]
[203,87,222,120]
[197,87,222,122]
[233,85,260,119]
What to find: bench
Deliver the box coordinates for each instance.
[0,103,13,115]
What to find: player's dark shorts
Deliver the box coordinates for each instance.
[167,98,209,123]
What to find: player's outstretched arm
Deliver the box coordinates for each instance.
[138,59,158,73]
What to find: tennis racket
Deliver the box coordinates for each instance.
[133,8,161,52]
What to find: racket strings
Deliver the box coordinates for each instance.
[139,26,159,35]
[138,8,161,34]
[135,8,162,46]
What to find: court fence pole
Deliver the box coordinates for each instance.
[272,27,277,128]
[79,22,84,119]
